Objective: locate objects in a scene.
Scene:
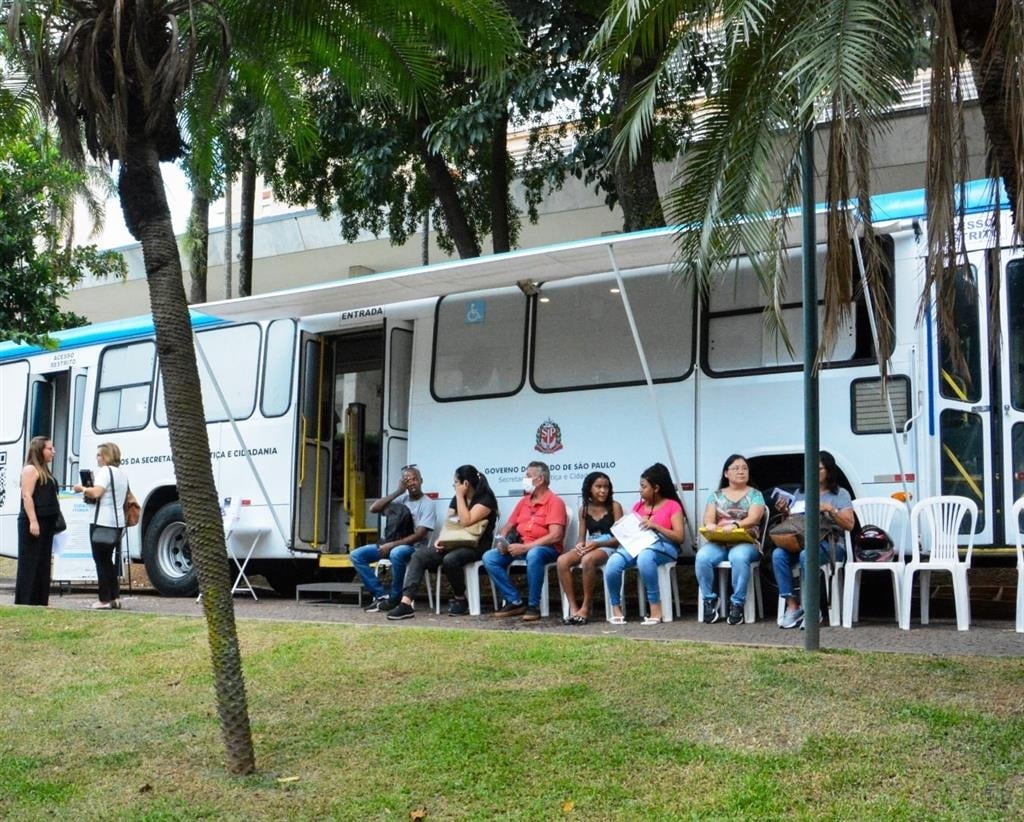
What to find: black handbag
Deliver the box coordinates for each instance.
[90,467,124,549]
[54,511,67,533]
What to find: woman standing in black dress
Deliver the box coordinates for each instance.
[15,436,60,606]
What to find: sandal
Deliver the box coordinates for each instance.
[90,601,113,610]
[642,616,661,626]
[569,614,589,626]
[607,615,626,625]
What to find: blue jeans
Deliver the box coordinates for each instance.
[771,541,847,598]
[694,542,761,605]
[482,545,559,607]
[351,543,416,600]
[604,538,678,607]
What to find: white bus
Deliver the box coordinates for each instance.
[1,180,1021,597]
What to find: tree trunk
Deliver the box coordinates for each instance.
[418,137,481,258]
[489,109,511,253]
[950,0,1019,219]
[187,189,210,304]
[224,171,233,299]
[238,149,256,297]
[613,55,666,232]
[118,139,255,776]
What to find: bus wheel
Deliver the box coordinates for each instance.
[143,502,199,597]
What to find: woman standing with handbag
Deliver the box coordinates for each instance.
[74,441,130,610]
[15,436,61,606]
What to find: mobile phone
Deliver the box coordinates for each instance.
[80,469,94,487]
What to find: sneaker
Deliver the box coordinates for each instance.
[365,596,391,613]
[386,602,415,620]
[702,598,720,624]
[493,601,526,618]
[447,598,469,616]
[799,610,824,630]
[727,602,744,625]
[781,607,804,629]
[522,606,541,622]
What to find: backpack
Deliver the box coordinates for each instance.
[853,525,896,562]
[382,501,416,543]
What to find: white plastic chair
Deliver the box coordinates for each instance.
[559,563,622,622]
[488,558,558,616]
[773,530,845,627]
[1013,496,1024,634]
[842,497,911,628]
[636,561,682,623]
[434,559,484,615]
[699,510,767,624]
[899,495,977,631]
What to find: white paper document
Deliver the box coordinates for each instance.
[610,512,657,557]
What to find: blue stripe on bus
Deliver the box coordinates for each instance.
[0,311,225,363]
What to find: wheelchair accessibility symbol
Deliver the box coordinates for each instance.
[464,301,486,324]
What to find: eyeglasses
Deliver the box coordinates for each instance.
[401,464,418,471]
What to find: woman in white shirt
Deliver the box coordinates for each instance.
[74,441,131,610]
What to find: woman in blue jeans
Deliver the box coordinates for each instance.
[695,454,766,625]
[771,450,854,628]
[605,463,685,625]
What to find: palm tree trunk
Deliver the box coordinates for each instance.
[239,149,256,297]
[187,189,210,304]
[613,55,666,232]
[119,139,256,776]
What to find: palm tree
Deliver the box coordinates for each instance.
[594,0,1023,359]
[5,0,517,775]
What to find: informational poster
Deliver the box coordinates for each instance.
[52,491,97,582]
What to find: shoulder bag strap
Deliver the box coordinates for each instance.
[109,466,121,528]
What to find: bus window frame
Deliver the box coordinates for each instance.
[260,318,297,419]
[0,359,30,444]
[849,375,912,435]
[429,289,530,403]
[93,340,157,433]
[528,272,697,394]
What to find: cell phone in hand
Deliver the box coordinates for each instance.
[80,469,94,487]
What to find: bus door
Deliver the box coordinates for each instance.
[294,333,334,551]
[381,320,413,489]
[999,255,1024,540]
[27,365,89,489]
[930,255,995,544]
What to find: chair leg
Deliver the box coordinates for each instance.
[952,567,970,631]
[919,570,931,626]
[842,568,858,628]
[539,563,552,617]
[716,566,729,617]
[752,568,763,620]
[424,570,434,611]
[672,570,681,619]
[890,569,902,627]
[776,595,786,627]
[657,564,675,623]
[899,568,915,630]
[828,568,842,627]
[1016,568,1024,633]
[435,569,442,615]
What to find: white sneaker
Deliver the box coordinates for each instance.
[781,607,804,629]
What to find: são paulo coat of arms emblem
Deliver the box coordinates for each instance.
[534,418,563,454]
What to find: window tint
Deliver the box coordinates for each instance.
[938,265,982,403]
[1007,260,1023,411]
[432,288,527,400]
[96,342,155,431]
[156,324,261,425]
[0,361,29,443]
[532,268,693,389]
[262,320,296,417]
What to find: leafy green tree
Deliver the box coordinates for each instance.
[4,0,517,775]
[596,0,1023,361]
[0,110,124,343]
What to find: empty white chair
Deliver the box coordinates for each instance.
[842,497,911,628]
[1013,496,1024,634]
[900,495,977,631]
[434,560,484,615]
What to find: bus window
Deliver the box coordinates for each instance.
[29,380,54,439]
[0,361,30,443]
[387,327,412,430]
[96,341,156,431]
[261,319,295,417]
[431,287,527,401]
[532,268,693,391]
[938,265,982,403]
[1008,260,1023,412]
[939,409,985,532]
[155,324,261,426]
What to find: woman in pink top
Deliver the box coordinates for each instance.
[605,463,686,625]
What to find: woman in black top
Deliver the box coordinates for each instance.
[557,471,623,625]
[16,436,60,606]
[387,465,498,620]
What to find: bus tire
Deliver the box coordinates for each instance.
[143,502,199,597]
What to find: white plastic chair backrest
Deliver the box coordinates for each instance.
[851,497,910,563]
[910,496,977,565]
[1013,496,1024,568]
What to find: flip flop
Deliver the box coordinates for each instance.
[569,614,589,626]
[641,616,661,626]
[607,615,626,625]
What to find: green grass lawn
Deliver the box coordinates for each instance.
[2,608,1023,820]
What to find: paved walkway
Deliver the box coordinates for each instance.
[3,583,1022,658]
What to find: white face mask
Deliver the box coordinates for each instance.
[522,476,536,493]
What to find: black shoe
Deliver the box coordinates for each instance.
[522,606,542,622]
[727,602,744,625]
[703,598,720,624]
[365,596,391,613]
[493,601,526,618]
[447,597,469,616]
[386,602,415,620]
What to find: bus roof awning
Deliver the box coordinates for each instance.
[194,227,678,322]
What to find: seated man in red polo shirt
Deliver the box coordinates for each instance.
[482,460,567,621]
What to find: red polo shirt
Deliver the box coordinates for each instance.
[507,488,567,552]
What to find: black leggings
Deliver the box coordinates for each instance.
[91,537,122,603]
[402,545,480,599]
